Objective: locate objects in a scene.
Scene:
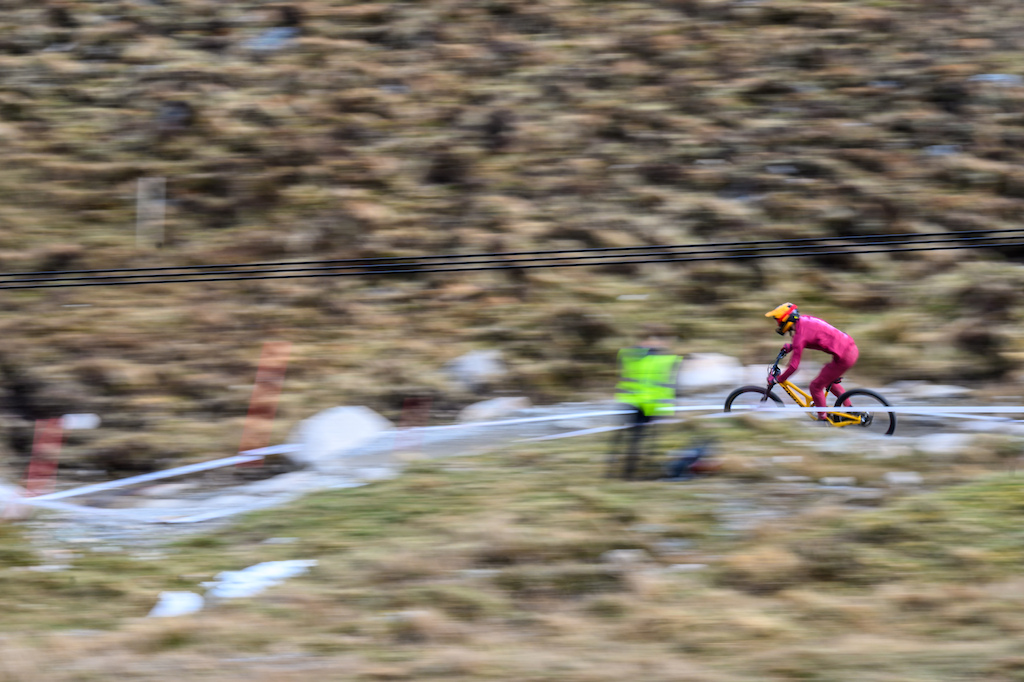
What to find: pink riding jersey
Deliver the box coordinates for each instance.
[776,315,859,413]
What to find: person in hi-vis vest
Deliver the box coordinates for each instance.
[610,324,680,479]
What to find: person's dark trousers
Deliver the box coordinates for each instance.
[607,406,650,480]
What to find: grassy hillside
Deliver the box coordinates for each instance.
[0,0,1023,476]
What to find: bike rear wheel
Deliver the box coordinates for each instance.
[724,386,785,412]
[833,388,896,436]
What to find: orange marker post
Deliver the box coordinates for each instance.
[238,341,292,465]
[24,417,64,497]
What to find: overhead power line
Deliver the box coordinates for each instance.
[0,228,1021,291]
[5,232,1023,286]
[1,226,1020,279]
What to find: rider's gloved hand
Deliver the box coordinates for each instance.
[781,343,793,354]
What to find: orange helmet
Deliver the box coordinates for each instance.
[765,302,799,335]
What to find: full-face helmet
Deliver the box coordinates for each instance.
[766,302,799,335]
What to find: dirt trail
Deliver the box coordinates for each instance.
[17,390,1014,548]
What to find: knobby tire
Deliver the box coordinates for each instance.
[833,388,897,436]
[724,386,785,411]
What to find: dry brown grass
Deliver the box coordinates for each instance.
[2,440,1024,680]
[0,1,1023,673]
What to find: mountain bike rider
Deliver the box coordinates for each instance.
[765,303,858,422]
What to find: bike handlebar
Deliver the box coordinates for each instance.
[767,348,790,385]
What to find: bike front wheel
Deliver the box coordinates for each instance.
[833,388,896,436]
[724,386,785,412]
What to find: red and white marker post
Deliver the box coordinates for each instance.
[23,413,101,497]
[238,341,292,465]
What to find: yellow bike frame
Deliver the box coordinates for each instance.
[774,379,863,428]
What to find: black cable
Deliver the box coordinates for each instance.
[2,226,1023,279]
[1,239,1019,290]
[2,231,1021,286]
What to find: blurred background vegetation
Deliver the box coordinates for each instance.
[0,0,1023,478]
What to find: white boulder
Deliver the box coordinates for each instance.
[820,477,857,487]
[600,549,652,565]
[203,560,317,600]
[288,406,394,467]
[457,397,531,423]
[883,381,973,400]
[444,350,507,392]
[148,591,205,618]
[0,483,30,521]
[678,353,744,392]
[863,442,914,460]
[884,471,924,486]
[914,433,974,458]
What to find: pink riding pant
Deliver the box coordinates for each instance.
[809,345,859,414]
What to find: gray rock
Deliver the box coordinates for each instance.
[967,73,1024,86]
[924,145,962,157]
[244,26,299,51]
[651,539,694,555]
[239,471,322,495]
[458,569,501,579]
[24,564,71,572]
[628,523,674,534]
[960,421,1024,437]
[815,435,862,455]
[864,442,914,460]
[835,487,886,504]
[136,483,193,498]
[134,499,188,510]
[347,467,401,482]
[202,494,263,509]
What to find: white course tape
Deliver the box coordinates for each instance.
[20,497,126,516]
[707,404,1024,416]
[411,408,634,432]
[32,454,264,501]
[897,411,1013,422]
[161,508,252,524]
[240,444,302,456]
[21,400,1024,523]
[521,424,632,442]
[520,418,683,442]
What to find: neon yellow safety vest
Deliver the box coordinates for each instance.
[615,347,680,417]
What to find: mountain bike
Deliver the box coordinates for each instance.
[723,349,897,435]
